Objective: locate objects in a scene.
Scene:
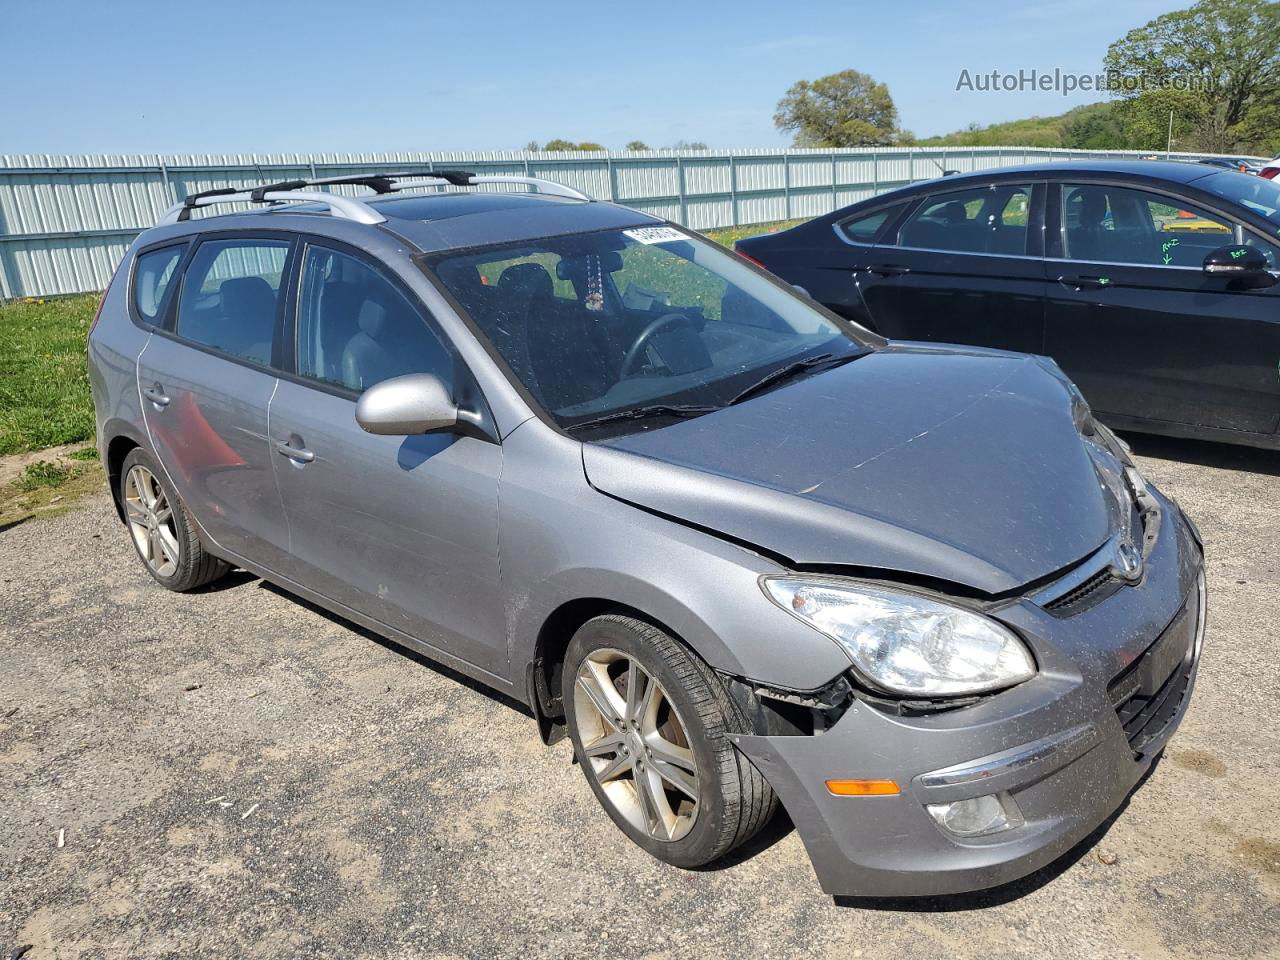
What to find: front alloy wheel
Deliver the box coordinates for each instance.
[563,614,777,868]
[574,648,701,842]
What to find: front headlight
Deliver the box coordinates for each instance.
[762,577,1036,697]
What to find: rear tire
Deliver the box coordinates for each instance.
[563,614,777,868]
[119,448,230,592]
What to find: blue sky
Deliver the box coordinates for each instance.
[1,0,1190,154]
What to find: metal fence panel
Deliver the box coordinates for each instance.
[0,146,1251,299]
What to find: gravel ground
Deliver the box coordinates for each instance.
[2,434,1278,959]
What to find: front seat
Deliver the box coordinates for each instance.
[218,277,277,364]
[341,299,416,391]
[494,263,553,386]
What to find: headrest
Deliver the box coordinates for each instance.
[556,251,623,280]
[358,299,388,339]
[1078,190,1108,224]
[497,262,554,301]
[220,276,275,315]
[937,201,968,225]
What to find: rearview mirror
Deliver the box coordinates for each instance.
[355,373,458,435]
[1203,244,1275,288]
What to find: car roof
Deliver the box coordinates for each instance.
[364,192,662,253]
[141,190,663,256]
[902,159,1218,190]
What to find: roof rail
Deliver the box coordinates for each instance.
[156,170,592,226]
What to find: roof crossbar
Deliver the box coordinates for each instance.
[157,170,591,226]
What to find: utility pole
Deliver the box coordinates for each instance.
[1166,110,1175,158]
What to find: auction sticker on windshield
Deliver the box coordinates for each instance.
[624,226,687,245]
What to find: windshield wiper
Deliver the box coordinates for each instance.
[564,403,722,433]
[726,351,862,407]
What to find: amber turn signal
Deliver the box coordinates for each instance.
[825,778,901,797]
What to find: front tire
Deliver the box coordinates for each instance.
[119,448,230,592]
[563,614,777,868]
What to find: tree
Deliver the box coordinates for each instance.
[625,140,650,151]
[524,140,541,151]
[671,139,708,150]
[773,69,904,147]
[1104,0,1280,152]
[541,138,605,151]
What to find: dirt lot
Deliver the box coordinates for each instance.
[2,434,1278,959]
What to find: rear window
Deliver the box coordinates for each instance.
[175,239,289,366]
[897,183,1032,255]
[132,244,185,324]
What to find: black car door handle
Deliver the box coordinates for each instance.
[1058,275,1113,291]
[143,385,171,407]
[274,439,315,463]
[868,264,911,277]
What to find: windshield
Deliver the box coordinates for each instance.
[1198,171,1280,224]
[425,226,868,432]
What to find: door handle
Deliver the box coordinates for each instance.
[274,439,315,463]
[143,385,171,408]
[869,264,911,277]
[1057,275,1113,291]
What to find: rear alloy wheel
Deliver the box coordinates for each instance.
[119,448,230,592]
[564,614,777,868]
[124,464,180,578]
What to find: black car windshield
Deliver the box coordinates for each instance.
[424,226,869,431]
[1198,171,1280,224]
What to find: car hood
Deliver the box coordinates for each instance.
[581,344,1114,595]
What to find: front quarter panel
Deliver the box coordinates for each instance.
[499,420,855,692]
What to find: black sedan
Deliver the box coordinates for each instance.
[736,160,1280,449]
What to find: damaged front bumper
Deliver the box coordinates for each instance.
[732,497,1205,898]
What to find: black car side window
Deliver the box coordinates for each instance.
[897,184,1032,255]
[176,239,289,365]
[1061,184,1235,268]
[295,244,453,394]
[836,204,905,245]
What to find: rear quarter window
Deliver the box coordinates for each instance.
[131,244,186,325]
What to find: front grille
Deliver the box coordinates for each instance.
[1044,568,1119,615]
[1107,588,1199,757]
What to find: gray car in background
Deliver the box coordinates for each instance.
[87,171,1206,898]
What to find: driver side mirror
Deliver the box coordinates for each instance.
[1203,244,1276,288]
[355,373,458,435]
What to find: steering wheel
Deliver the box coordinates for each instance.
[619,312,697,378]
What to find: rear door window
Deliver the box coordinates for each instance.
[176,239,289,365]
[897,183,1033,255]
[132,244,185,324]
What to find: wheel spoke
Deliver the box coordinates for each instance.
[625,659,646,725]
[577,668,624,731]
[152,501,171,524]
[125,500,148,524]
[595,751,634,784]
[636,767,671,839]
[650,754,699,801]
[583,732,624,758]
[156,527,180,566]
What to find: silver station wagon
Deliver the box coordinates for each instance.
[88,171,1206,897]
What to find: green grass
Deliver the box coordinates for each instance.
[700,219,807,249]
[12,459,78,492]
[0,293,99,456]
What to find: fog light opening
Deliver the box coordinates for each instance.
[926,793,1023,837]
